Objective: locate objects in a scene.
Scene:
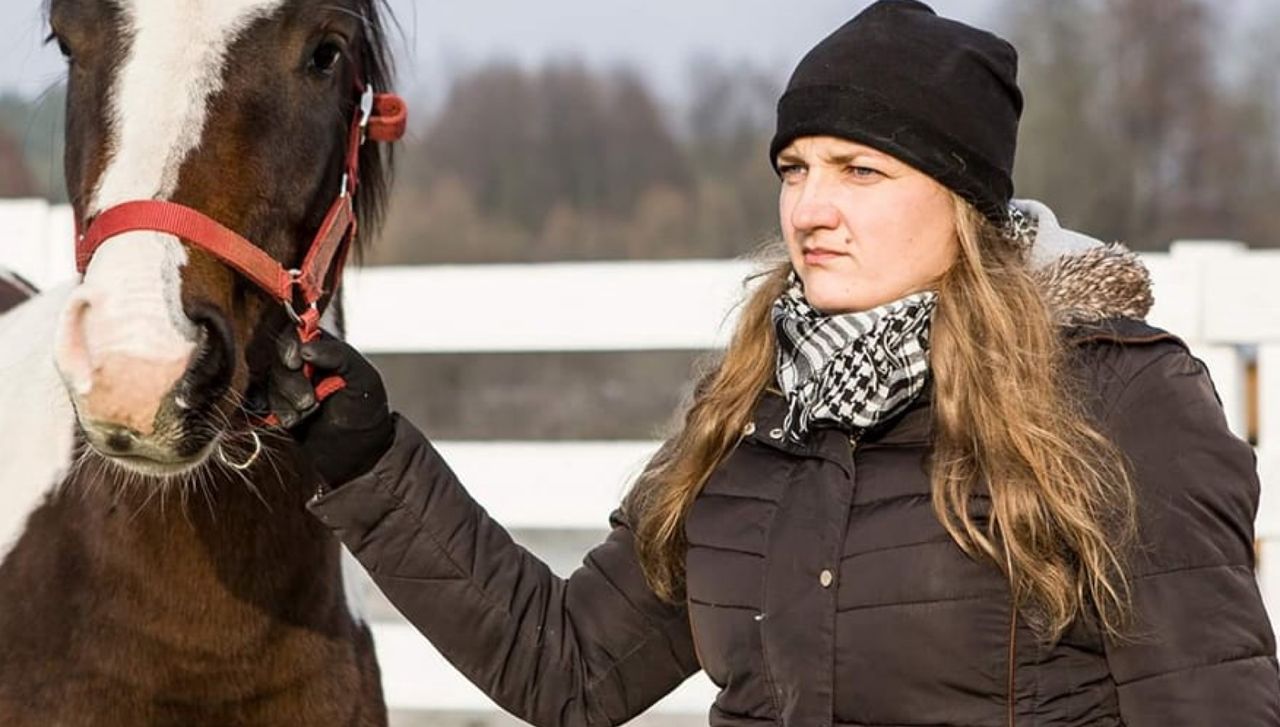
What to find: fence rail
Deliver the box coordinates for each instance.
[4,199,1278,718]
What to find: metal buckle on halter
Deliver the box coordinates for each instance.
[283,268,318,326]
[357,86,375,144]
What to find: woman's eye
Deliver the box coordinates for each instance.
[778,164,806,181]
[309,41,343,75]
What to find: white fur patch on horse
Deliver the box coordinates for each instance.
[0,284,77,562]
[59,233,197,434]
[64,236,196,387]
[93,0,288,214]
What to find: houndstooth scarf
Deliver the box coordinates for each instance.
[772,274,938,443]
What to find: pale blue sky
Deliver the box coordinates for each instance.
[3,0,1271,106]
[0,0,996,102]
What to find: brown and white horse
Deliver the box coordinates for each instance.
[0,1,400,723]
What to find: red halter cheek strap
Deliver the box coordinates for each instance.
[75,85,408,427]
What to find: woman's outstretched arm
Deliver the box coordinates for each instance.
[308,419,700,725]
[264,331,700,726]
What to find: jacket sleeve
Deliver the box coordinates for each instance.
[307,415,701,726]
[1101,343,1280,726]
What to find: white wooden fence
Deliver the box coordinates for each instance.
[3,199,1280,722]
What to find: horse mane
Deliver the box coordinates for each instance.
[350,0,398,258]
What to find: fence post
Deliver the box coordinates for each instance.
[0,200,75,290]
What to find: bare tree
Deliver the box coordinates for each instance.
[1002,0,1280,249]
[419,61,691,230]
[0,88,66,201]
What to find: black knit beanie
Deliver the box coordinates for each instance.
[771,0,1023,222]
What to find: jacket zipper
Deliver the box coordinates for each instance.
[1007,597,1017,727]
[1005,545,1017,727]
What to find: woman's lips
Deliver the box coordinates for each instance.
[803,248,844,266]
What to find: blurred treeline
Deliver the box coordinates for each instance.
[374,59,782,264]
[2,0,1279,259]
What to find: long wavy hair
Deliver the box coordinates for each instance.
[625,193,1137,642]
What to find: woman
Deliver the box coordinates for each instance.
[267,1,1280,724]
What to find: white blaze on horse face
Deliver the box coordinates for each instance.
[91,0,288,213]
[57,0,286,433]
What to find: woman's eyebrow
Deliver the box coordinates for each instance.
[823,151,893,167]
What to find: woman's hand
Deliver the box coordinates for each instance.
[256,329,396,488]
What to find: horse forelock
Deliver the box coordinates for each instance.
[348,0,397,255]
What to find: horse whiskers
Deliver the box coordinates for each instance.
[204,392,279,512]
[221,385,311,500]
[258,438,289,495]
[64,446,101,504]
[190,456,218,524]
[124,468,163,525]
[65,385,300,518]
[211,430,273,512]
[64,442,95,485]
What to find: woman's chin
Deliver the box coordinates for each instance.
[801,284,873,315]
[799,271,907,315]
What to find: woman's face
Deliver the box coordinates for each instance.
[777,136,959,314]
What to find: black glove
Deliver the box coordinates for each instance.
[257,329,397,489]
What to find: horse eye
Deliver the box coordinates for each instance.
[45,32,73,61]
[309,41,343,75]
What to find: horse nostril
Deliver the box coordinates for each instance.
[180,303,236,411]
[103,427,136,453]
[54,290,97,394]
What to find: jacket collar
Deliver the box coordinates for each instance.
[745,386,932,469]
[1016,199,1154,326]
[745,390,857,472]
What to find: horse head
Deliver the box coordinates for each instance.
[46,0,399,478]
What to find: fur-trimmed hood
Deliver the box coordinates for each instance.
[1014,199,1153,326]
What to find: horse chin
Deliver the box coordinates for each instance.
[79,420,221,480]
[96,448,215,480]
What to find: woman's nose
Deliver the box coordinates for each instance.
[789,181,842,232]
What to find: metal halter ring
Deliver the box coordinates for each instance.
[283,268,319,326]
[357,85,375,142]
[217,429,263,471]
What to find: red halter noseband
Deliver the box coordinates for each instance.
[75,84,408,425]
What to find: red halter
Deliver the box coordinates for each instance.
[75,85,408,425]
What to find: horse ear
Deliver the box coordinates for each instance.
[0,269,39,315]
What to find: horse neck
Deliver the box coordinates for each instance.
[61,440,351,640]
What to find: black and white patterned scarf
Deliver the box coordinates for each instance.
[772,274,938,443]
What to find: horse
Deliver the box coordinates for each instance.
[0,1,403,723]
